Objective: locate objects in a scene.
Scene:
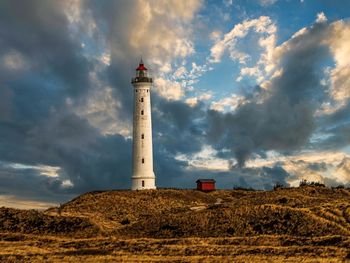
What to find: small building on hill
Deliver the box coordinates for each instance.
[196,179,216,191]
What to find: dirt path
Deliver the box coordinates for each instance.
[190,198,223,211]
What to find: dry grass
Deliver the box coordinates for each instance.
[0,234,349,262]
[1,187,350,261]
[0,207,98,237]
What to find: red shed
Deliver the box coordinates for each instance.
[196,179,216,191]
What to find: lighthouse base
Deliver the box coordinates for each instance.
[131,174,156,190]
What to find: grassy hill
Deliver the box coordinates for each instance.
[1,187,350,262]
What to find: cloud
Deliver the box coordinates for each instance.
[175,145,229,171]
[0,161,74,205]
[224,0,233,7]
[230,165,290,190]
[153,98,205,155]
[0,195,57,210]
[325,20,350,108]
[0,86,14,122]
[207,20,333,167]
[0,1,91,97]
[185,92,212,107]
[210,30,222,41]
[176,144,350,189]
[259,0,278,6]
[75,85,131,137]
[82,0,202,117]
[2,50,28,71]
[88,0,201,63]
[154,78,184,101]
[310,19,350,152]
[0,109,134,195]
[209,16,277,84]
[316,118,350,150]
[335,157,350,184]
[210,94,247,112]
[316,12,327,23]
[1,1,350,207]
[247,150,349,186]
[0,0,205,207]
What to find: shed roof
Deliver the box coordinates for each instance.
[196,179,216,183]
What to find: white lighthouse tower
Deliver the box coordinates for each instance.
[131,59,156,190]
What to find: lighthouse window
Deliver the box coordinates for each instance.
[142,180,145,187]
[142,158,145,163]
[141,134,144,139]
[140,98,144,102]
[141,110,144,115]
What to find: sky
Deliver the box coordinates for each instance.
[0,0,350,209]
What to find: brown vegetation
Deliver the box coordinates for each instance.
[0,208,98,237]
[1,186,350,262]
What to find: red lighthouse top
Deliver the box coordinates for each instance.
[131,58,152,84]
[136,58,147,71]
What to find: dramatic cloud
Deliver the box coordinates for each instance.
[210,94,247,112]
[0,1,349,207]
[0,0,205,206]
[210,16,276,63]
[327,20,350,107]
[86,0,202,108]
[207,18,335,167]
[246,151,350,187]
[154,78,184,101]
[335,157,350,184]
[209,16,277,85]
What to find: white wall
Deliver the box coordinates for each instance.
[131,81,156,190]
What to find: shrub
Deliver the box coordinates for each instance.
[273,182,284,190]
[233,186,256,191]
[120,218,130,225]
[299,180,325,187]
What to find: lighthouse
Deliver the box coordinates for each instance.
[131,59,156,190]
